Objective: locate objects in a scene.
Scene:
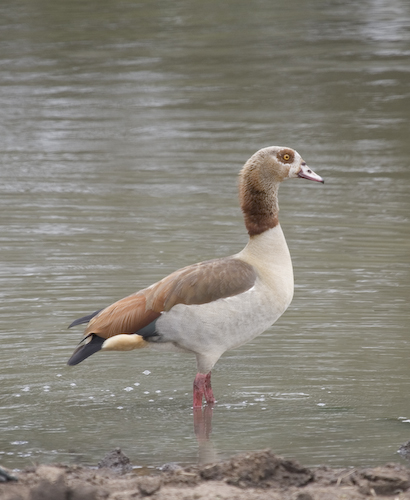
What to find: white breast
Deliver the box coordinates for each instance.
[150,225,294,373]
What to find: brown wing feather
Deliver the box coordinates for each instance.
[146,257,256,311]
[84,293,160,339]
[84,257,256,339]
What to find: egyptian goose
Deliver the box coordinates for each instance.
[67,146,323,408]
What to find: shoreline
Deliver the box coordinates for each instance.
[1,448,410,500]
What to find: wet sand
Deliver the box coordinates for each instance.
[1,448,410,500]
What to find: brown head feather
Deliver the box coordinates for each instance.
[239,147,301,236]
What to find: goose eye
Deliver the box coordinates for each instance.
[283,154,290,161]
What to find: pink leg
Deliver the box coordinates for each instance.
[193,372,215,408]
[203,372,215,405]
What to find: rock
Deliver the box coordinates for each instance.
[160,463,182,472]
[399,440,410,460]
[69,483,100,500]
[29,465,68,500]
[294,493,314,500]
[357,464,410,495]
[0,467,18,483]
[138,476,162,496]
[199,449,313,488]
[98,448,132,473]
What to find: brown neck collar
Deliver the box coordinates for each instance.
[239,175,280,237]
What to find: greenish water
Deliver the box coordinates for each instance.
[0,0,409,470]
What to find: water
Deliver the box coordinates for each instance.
[1,0,410,470]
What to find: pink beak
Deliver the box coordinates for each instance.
[298,163,324,183]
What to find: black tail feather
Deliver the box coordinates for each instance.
[68,309,103,329]
[67,334,105,366]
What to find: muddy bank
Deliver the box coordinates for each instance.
[1,448,410,500]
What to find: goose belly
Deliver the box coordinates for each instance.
[152,281,292,357]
